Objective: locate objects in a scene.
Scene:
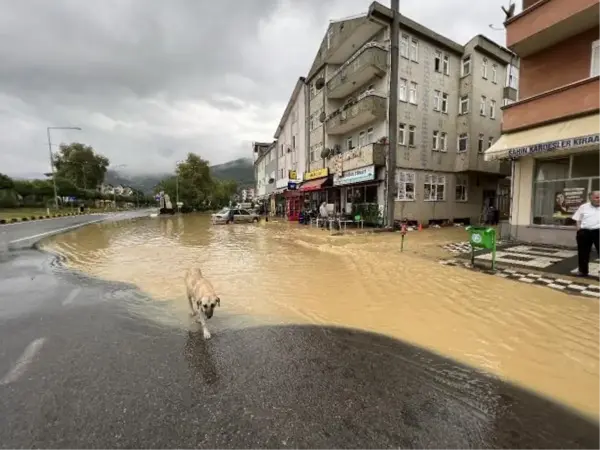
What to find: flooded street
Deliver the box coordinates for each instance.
[43,214,599,420]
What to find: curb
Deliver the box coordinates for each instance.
[439,259,600,299]
[0,211,96,225]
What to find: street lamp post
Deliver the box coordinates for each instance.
[47,126,82,210]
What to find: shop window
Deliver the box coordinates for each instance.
[535,158,569,181]
[572,152,600,178]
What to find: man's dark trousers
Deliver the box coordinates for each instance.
[576,228,600,275]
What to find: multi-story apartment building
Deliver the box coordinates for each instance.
[486,0,599,247]
[299,1,514,224]
[252,141,271,200]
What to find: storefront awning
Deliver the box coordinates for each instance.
[484,114,600,161]
[299,178,328,192]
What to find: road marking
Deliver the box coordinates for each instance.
[0,338,47,386]
[8,218,105,244]
[62,287,82,306]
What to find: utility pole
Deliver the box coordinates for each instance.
[385,0,400,228]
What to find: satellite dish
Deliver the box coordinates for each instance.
[502,1,516,20]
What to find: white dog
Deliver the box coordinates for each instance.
[184,268,221,339]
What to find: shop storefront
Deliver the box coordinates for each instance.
[485,114,599,247]
[333,165,381,223]
[299,168,330,212]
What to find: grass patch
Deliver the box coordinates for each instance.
[0,207,102,221]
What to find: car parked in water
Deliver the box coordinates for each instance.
[211,207,260,225]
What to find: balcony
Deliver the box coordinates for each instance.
[326,94,387,135]
[327,44,388,99]
[502,76,599,132]
[327,143,386,176]
[326,16,385,65]
[506,0,599,57]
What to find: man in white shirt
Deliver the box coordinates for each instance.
[318,201,328,228]
[572,190,600,277]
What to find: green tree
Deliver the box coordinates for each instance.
[0,173,14,189]
[54,142,110,189]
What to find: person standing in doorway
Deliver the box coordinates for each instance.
[572,190,600,277]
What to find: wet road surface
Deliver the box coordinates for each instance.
[0,248,598,448]
[43,214,600,419]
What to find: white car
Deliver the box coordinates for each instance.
[211,207,259,225]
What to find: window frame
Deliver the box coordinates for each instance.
[459,95,469,115]
[477,134,484,153]
[409,81,418,104]
[395,170,416,201]
[490,99,496,119]
[491,64,498,83]
[461,55,471,76]
[480,95,487,116]
[591,40,599,77]
[400,34,409,58]
[455,174,468,202]
[443,54,450,75]
[408,125,416,147]
[424,174,446,202]
[410,38,419,62]
[432,130,440,150]
[482,57,488,79]
[440,132,447,152]
[441,92,449,113]
[434,50,442,72]
[399,78,407,102]
[398,123,406,146]
[458,133,469,152]
[433,90,441,111]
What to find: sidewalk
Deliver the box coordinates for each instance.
[440,241,600,298]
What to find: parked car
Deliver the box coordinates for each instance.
[211,207,259,225]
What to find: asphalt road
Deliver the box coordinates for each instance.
[0,215,598,448]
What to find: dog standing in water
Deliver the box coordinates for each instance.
[184,268,221,339]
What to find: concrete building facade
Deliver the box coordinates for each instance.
[486,0,599,247]
[300,1,515,225]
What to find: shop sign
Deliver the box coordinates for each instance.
[287,182,298,190]
[303,168,329,181]
[508,133,599,159]
[553,187,586,217]
[333,165,376,186]
[288,170,297,180]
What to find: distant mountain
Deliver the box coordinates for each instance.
[103,157,254,194]
[210,157,254,188]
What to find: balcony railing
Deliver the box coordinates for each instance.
[327,43,388,99]
[327,143,386,176]
[506,0,599,57]
[502,76,599,132]
[326,94,387,135]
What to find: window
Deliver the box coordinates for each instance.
[279,169,284,179]
[358,131,366,148]
[459,95,469,114]
[434,51,442,72]
[398,123,406,145]
[399,78,407,101]
[400,34,409,58]
[458,133,468,152]
[490,100,496,119]
[455,175,468,202]
[409,82,417,104]
[461,56,471,76]
[533,154,600,226]
[441,93,448,113]
[443,54,450,75]
[492,64,498,83]
[424,174,446,201]
[488,137,494,149]
[480,95,486,116]
[408,125,416,146]
[366,127,374,143]
[396,170,415,201]
[346,136,355,151]
[482,57,488,79]
[280,144,284,157]
[478,134,484,153]
[433,90,441,111]
[292,135,296,149]
[410,38,419,61]
[440,132,447,151]
[432,130,440,150]
[591,40,600,77]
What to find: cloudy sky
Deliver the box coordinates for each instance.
[0,0,509,177]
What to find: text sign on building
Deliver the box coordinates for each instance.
[333,165,376,186]
[508,134,599,159]
[304,167,329,181]
[288,170,297,180]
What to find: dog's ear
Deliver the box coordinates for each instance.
[216,297,221,307]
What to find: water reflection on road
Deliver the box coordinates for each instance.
[43,214,600,419]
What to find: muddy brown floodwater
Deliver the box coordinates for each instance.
[43,214,599,420]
